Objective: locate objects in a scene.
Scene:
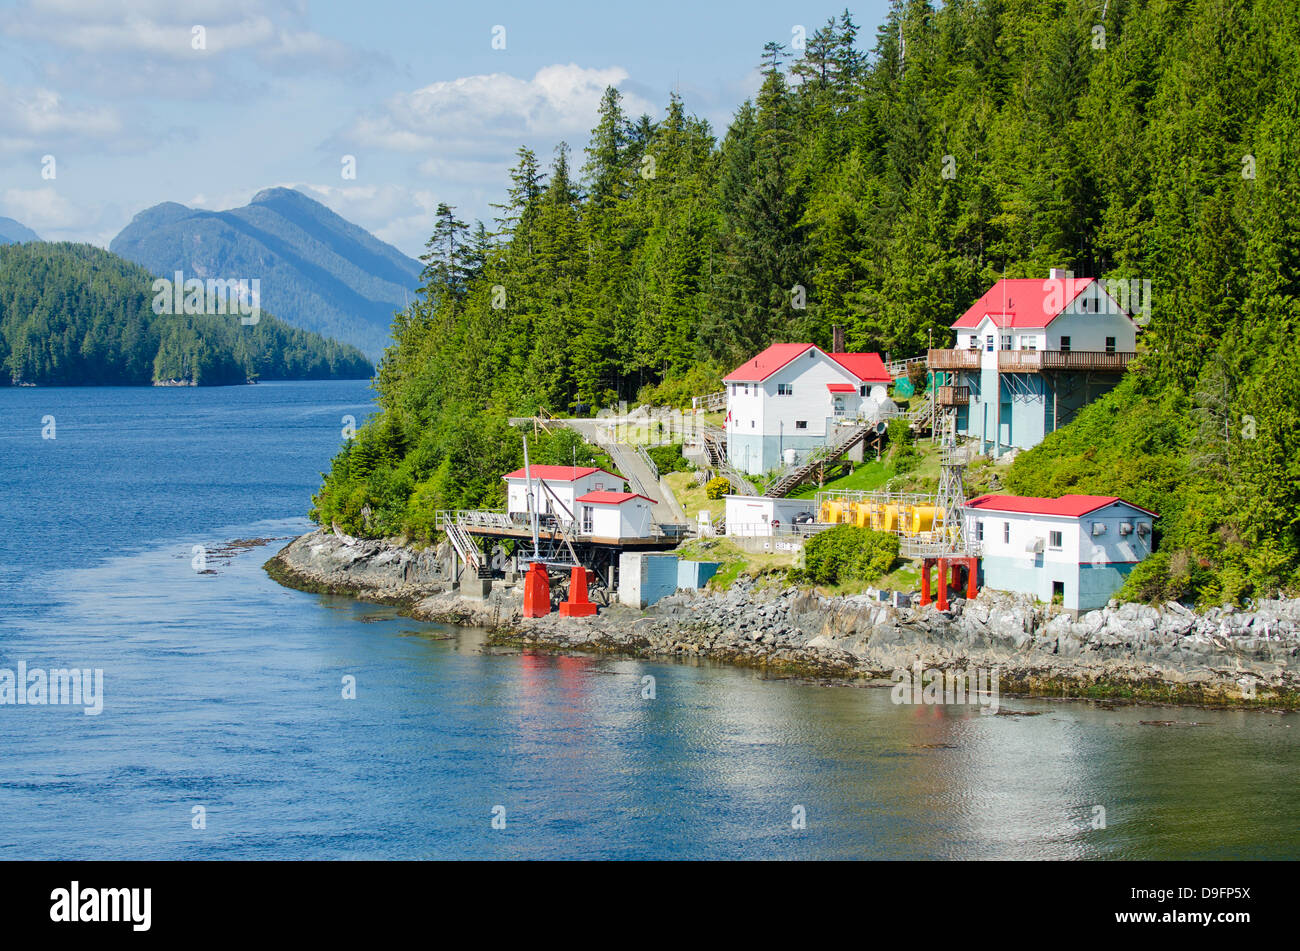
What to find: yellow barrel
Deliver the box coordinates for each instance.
[905,505,945,534]
[852,501,872,528]
[819,500,845,524]
[878,503,900,532]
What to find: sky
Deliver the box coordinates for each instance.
[0,0,893,259]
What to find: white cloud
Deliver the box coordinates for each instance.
[0,0,371,97]
[0,81,126,153]
[3,186,84,230]
[346,64,657,157]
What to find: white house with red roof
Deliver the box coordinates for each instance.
[723,342,893,475]
[503,465,625,521]
[963,493,1157,612]
[575,491,655,539]
[933,269,1139,455]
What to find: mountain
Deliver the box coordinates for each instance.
[0,242,372,386]
[0,217,40,244]
[110,187,421,359]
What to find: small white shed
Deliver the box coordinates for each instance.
[575,491,655,539]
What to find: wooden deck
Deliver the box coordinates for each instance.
[998,350,1134,373]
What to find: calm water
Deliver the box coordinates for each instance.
[0,381,1295,859]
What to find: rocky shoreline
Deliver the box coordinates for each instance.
[265,529,1300,708]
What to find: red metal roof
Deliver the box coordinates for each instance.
[723,343,814,382]
[828,351,892,382]
[826,382,856,393]
[502,465,620,482]
[724,343,890,383]
[576,491,655,505]
[965,494,1158,518]
[951,278,1098,330]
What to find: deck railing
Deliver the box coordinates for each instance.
[998,350,1134,373]
[927,349,982,370]
[934,385,970,406]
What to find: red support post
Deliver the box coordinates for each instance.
[965,557,979,600]
[522,562,551,617]
[559,565,598,617]
[936,558,949,611]
[920,558,932,606]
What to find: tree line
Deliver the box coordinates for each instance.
[316,0,1300,605]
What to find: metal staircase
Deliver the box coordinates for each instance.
[442,520,489,576]
[763,422,873,498]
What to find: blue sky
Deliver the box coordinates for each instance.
[0,0,892,257]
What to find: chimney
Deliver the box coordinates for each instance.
[1049,268,1069,280]
[831,325,845,353]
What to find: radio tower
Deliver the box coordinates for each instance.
[932,411,970,555]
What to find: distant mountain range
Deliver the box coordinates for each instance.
[0,217,40,244]
[110,187,422,359]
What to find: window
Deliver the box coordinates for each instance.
[1022,335,1036,351]
[859,384,867,396]
[581,506,593,534]
[968,336,979,350]
[777,383,793,395]
[976,521,984,542]
[795,420,808,430]
[1052,581,1065,603]
[1003,522,1010,544]
[1105,336,1116,354]
[1049,530,1063,549]
[750,420,755,429]
[594,481,604,491]
[1119,521,1133,535]
[1059,336,1071,353]
[986,335,994,352]
[1001,334,1012,350]
[743,383,749,395]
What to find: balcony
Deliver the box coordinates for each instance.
[997,350,1134,373]
[934,385,970,406]
[927,348,981,371]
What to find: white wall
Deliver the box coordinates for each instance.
[506,471,620,519]
[961,280,1137,355]
[965,509,1082,567]
[1069,501,1154,565]
[964,502,1153,567]
[724,495,817,536]
[727,347,883,440]
[581,499,654,538]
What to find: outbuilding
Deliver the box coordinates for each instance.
[575,491,655,540]
[963,494,1157,613]
[502,465,624,520]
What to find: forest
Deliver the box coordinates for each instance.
[312,0,1300,607]
[0,242,373,385]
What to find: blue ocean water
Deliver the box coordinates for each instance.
[0,381,1295,859]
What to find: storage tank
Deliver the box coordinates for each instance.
[877,503,900,532]
[819,500,844,524]
[852,501,872,528]
[906,505,943,534]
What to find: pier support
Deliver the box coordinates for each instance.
[920,561,932,606]
[522,562,551,617]
[936,557,949,611]
[558,565,598,617]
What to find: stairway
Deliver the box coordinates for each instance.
[764,422,873,498]
[443,522,484,573]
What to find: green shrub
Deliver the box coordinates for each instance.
[797,525,900,585]
[705,476,731,500]
[646,442,691,473]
